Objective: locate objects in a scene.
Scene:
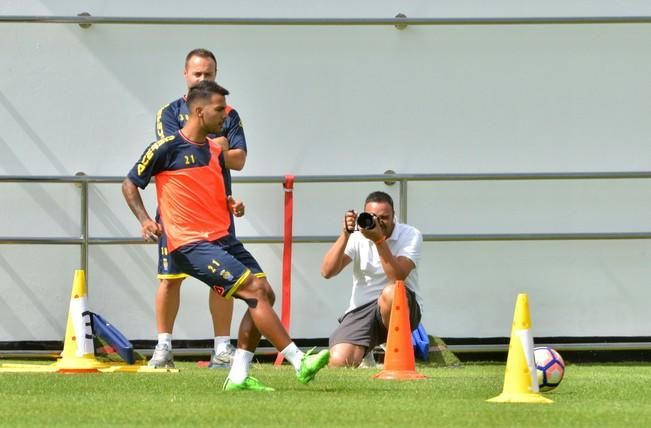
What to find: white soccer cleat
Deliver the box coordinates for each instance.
[148,344,175,369]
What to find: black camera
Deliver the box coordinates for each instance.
[356,212,377,230]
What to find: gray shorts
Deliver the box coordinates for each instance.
[329,287,422,354]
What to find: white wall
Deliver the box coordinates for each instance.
[1,1,651,342]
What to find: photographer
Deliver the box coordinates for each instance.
[321,191,424,367]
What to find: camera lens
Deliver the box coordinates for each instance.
[356,212,376,229]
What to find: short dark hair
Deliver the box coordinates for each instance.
[186,80,230,111]
[365,191,394,211]
[185,48,217,71]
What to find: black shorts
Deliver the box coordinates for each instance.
[329,286,421,353]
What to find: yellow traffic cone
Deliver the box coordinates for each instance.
[1,270,179,374]
[53,270,108,373]
[487,293,552,404]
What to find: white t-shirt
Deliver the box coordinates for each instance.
[343,222,423,314]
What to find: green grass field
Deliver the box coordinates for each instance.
[0,361,650,427]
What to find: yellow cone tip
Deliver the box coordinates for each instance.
[513,293,531,330]
[70,269,88,299]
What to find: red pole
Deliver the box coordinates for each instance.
[274,175,295,366]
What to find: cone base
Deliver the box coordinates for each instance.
[0,362,179,374]
[56,367,101,374]
[373,369,428,380]
[0,364,58,373]
[99,365,180,373]
[53,355,110,373]
[486,392,553,404]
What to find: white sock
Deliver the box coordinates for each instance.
[281,342,304,371]
[228,349,254,383]
[157,333,172,349]
[214,336,231,354]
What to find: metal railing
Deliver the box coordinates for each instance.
[3,171,651,273]
[3,14,651,27]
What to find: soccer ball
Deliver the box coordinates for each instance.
[533,346,565,392]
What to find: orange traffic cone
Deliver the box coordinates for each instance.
[373,281,427,380]
[52,270,108,373]
[487,293,552,403]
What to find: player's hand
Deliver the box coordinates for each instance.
[209,136,229,152]
[229,196,245,217]
[343,210,356,235]
[141,219,162,243]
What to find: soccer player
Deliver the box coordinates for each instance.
[321,191,423,367]
[151,48,246,369]
[123,80,329,391]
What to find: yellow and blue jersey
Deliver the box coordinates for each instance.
[155,95,245,235]
[155,96,247,155]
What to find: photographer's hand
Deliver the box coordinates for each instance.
[344,210,356,235]
[359,219,386,244]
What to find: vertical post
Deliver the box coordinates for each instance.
[275,175,295,366]
[399,178,408,223]
[76,172,89,284]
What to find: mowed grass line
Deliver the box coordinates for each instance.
[0,361,650,427]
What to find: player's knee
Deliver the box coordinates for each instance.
[248,277,274,304]
[262,280,276,304]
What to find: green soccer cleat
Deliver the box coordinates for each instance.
[296,348,330,384]
[222,376,275,392]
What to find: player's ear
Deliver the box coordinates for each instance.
[193,104,204,118]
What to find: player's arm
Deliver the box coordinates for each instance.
[209,136,247,171]
[122,178,161,242]
[321,211,355,278]
[223,148,246,171]
[155,103,179,139]
[222,108,248,171]
[122,137,172,242]
[228,195,245,217]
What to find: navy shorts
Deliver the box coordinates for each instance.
[156,211,236,280]
[157,229,187,280]
[170,235,265,298]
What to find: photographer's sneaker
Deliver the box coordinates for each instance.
[208,343,236,369]
[223,376,275,392]
[148,344,175,369]
[296,348,330,384]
